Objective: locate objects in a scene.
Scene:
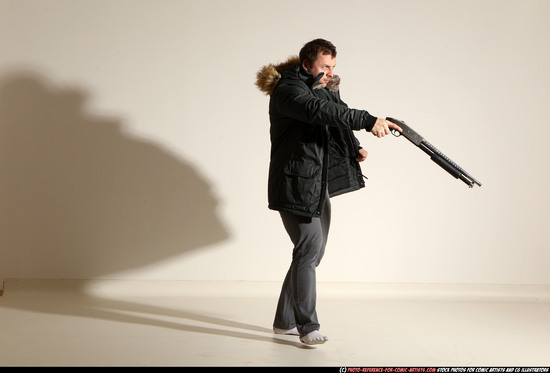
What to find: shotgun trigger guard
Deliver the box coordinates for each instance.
[390,128,401,137]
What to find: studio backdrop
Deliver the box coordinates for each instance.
[1,0,549,286]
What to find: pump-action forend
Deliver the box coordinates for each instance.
[386,117,482,188]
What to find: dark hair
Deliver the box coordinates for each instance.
[299,38,337,68]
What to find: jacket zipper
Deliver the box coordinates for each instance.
[316,126,330,215]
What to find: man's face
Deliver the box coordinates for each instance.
[304,53,336,88]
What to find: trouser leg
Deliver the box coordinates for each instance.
[273,197,331,337]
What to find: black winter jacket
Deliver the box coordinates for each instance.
[256,56,378,217]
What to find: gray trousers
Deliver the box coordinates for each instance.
[273,195,331,337]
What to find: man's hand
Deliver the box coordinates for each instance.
[370,118,403,138]
[355,148,368,162]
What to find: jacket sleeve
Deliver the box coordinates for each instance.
[272,82,377,132]
[334,90,367,151]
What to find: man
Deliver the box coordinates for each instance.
[256,39,401,345]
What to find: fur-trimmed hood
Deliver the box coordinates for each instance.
[255,55,340,95]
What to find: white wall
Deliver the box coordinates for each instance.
[1,0,549,285]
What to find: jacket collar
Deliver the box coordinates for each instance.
[255,55,340,95]
[296,65,325,90]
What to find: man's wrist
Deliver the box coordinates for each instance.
[363,114,377,132]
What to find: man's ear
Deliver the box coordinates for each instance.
[302,60,310,71]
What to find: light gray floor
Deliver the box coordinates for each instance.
[0,279,549,367]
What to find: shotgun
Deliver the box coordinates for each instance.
[387,117,482,188]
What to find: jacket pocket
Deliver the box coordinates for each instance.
[283,159,320,206]
[284,159,319,178]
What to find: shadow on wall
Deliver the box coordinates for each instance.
[0,71,230,280]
